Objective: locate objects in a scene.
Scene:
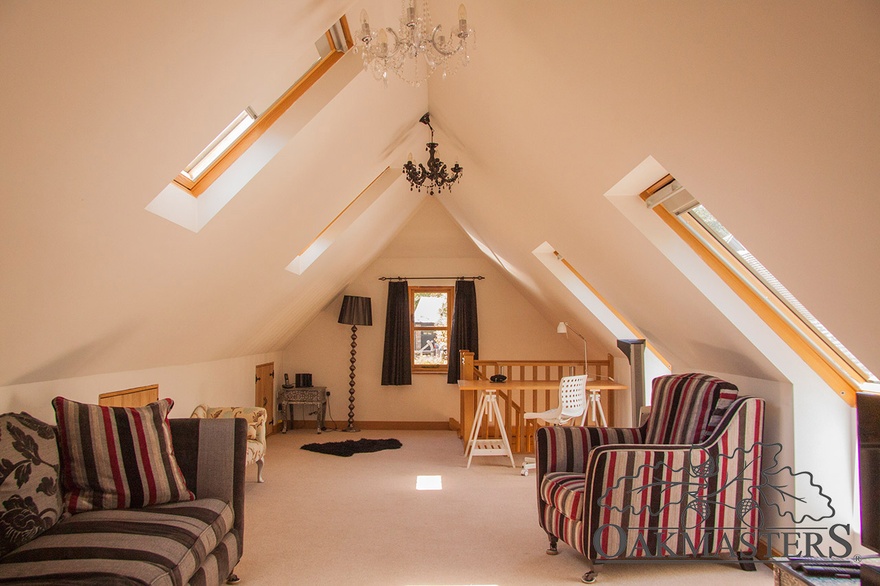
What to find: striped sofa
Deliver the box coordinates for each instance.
[535,373,765,584]
[0,416,247,585]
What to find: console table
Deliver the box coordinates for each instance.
[279,387,327,434]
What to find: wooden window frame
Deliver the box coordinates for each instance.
[643,175,867,406]
[410,285,455,375]
[173,17,353,198]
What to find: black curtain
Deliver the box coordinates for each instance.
[447,279,479,384]
[381,280,412,385]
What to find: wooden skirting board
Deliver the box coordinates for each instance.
[277,420,457,433]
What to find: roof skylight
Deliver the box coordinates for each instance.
[647,175,878,389]
[686,203,878,384]
[179,107,256,184]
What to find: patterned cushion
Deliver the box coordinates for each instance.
[0,497,236,585]
[52,397,194,514]
[0,413,63,557]
[541,472,586,520]
[193,406,264,439]
[643,373,738,445]
[191,406,267,466]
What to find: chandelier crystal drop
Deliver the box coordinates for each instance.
[403,113,462,196]
[356,1,474,87]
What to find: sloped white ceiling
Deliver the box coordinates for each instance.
[428,0,880,379]
[1,0,878,388]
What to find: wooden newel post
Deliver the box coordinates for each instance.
[461,350,475,381]
[459,350,476,442]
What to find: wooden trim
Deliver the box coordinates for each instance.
[285,420,454,431]
[555,256,672,370]
[98,384,159,408]
[296,167,390,257]
[339,14,354,50]
[410,285,455,374]
[174,18,352,198]
[681,212,867,383]
[643,180,857,406]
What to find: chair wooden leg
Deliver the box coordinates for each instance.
[226,571,241,584]
[546,535,559,555]
[581,569,598,584]
[737,551,756,571]
[256,458,264,483]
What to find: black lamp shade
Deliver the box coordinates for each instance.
[338,295,372,326]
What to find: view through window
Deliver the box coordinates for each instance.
[410,286,453,373]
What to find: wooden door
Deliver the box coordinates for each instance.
[255,362,275,433]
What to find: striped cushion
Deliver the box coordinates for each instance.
[543,505,586,555]
[52,397,194,514]
[541,472,586,520]
[643,373,738,445]
[0,497,235,585]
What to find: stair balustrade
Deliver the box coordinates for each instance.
[457,351,616,453]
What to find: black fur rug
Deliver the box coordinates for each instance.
[300,438,402,457]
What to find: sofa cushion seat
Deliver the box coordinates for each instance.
[0,497,234,586]
[541,472,586,521]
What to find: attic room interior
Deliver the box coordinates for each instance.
[2,1,879,585]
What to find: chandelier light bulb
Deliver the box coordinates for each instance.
[356,0,474,86]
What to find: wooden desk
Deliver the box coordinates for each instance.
[457,379,627,452]
[457,379,628,392]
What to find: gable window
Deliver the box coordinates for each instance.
[410,286,454,373]
[645,175,877,397]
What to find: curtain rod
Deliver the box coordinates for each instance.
[378,275,485,281]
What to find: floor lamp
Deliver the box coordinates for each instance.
[557,321,588,368]
[338,295,372,433]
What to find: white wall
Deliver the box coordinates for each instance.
[282,202,582,426]
[0,352,282,425]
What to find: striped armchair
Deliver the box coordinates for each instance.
[192,405,267,483]
[535,373,765,584]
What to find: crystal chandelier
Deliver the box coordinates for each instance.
[356,1,474,86]
[403,113,462,196]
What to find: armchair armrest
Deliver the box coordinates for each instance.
[169,417,247,560]
[234,406,267,447]
[535,425,644,478]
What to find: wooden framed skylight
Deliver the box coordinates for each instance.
[173,17,353,197]
[644,175,877,404]
[176,108,257,188]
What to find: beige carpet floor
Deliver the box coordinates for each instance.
[235,428,774,585]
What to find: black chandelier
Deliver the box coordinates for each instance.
[403,113,462,196]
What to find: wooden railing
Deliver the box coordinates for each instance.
[458,351,616,453]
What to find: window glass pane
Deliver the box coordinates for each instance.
[414,330,448,366]
[413,292,448,327]
[181,108,256,181]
